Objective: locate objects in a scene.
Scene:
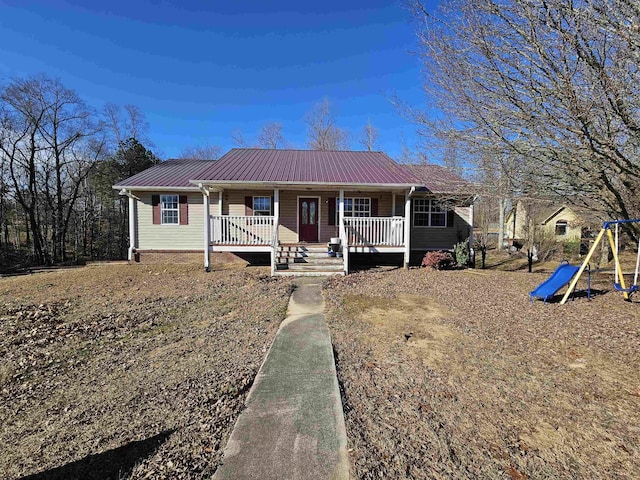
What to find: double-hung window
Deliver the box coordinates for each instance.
[161,195,179,224]
[253,196,272,216]
[414,199,448,227]
[337,197,371,223]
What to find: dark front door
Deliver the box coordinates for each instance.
[299,198,319,242]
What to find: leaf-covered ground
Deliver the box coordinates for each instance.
[324,268,640,479]
[0,263,293,480]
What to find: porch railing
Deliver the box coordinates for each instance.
[210,215,275,245]
[343,216,405,246]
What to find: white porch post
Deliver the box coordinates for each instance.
[218,191,223,215]
[339,189,347,274]
[201,186,211,271]
[404,190,412,269]
[128,194,136,262]
[271,189,279,275]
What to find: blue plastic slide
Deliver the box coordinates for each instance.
[530,261,581,303]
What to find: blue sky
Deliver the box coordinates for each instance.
[0,0,437,160]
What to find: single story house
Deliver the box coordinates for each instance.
[113,148,474,275]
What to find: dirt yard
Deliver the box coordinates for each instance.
[324,268,640,479]
[0,263,292,480]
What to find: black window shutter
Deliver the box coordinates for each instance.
[152,195,160,224]
[371,198,379,217]
[328,198,336,225]
[179,195,188,225]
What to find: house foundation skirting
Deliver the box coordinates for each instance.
[132,250,202,264]
[134,250,258,266]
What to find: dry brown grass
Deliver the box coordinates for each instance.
[324,268,640,479]
[0,263,293,480]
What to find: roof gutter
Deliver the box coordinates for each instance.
[112,185,199,192]
[118,188,140,200]
[189,180,420,190]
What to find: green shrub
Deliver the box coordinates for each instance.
[562,239,581,257]
[453,240,470,266]
[422,251,455,270]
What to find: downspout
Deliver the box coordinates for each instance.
[119,189,138,262]
[198,183,211,272]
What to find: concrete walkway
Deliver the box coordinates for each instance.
[213,278,349,480]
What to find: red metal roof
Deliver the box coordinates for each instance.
[114,159,216,188]
[193,149,416,185]
[404,164,473,194]
[114,150,472,194]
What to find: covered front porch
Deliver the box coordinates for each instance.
[198,186,413,275]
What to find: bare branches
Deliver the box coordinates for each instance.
[103,103,149,150]
[257,122,288,149]
[231,129,249,148]
[408,0,640,222]
[178,144,222,160]
[0,75,107,264]
[359,120,379,151]
[305,99,351,151]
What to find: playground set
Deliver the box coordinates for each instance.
[530,219,640,304]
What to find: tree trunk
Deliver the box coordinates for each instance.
[498,197,505,250]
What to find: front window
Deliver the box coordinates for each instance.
[555,220,568,236]
[339,197,371,220]
[161,195,179,224]
[414,199,448,227]
[253,196,272,216]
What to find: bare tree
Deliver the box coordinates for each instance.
[359,119,379,151]
[518,199,558,273]
[231,129,249,148]
[257,122,288,149]
[471,195,498,269]
[178,144,222,160]
[103,103,149,150]
[305,99,350,151]
[398,134,429,164]
[0,75,104,264]
[408,0,640,239]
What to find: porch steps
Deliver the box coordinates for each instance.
[275,244,344,276]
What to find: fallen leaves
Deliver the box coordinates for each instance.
[0,264,293,479]
[325,268,640,479]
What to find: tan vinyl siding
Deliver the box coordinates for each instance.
[135,192,205,250]
[218,189,395,243]
[542,209,582,240]
[411,204,472,250]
